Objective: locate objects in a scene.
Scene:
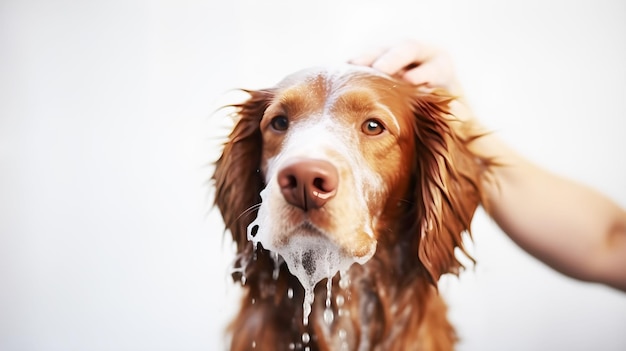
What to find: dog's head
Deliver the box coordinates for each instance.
[213,64,487,292]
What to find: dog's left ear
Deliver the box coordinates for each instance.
[213,89,273,252]
[409,89,489,283]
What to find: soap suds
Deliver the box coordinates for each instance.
[247,216,369,325]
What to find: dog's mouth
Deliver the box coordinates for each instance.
[262,219,375,260]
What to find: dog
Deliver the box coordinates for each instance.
[213,64,491,350]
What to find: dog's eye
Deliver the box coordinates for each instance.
[270,116,289,131]
[362,119,385,136]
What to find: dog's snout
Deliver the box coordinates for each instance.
[277,158,338,211]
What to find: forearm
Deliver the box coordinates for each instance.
[470,131,626,292]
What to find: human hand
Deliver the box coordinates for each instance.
[349,39,463,97]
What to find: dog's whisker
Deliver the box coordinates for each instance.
[236,203,262,222]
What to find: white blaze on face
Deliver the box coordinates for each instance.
[248,112,378,253]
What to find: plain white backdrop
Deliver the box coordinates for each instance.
[1,0,625,350]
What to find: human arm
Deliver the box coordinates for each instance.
[470,128,626,292]
[350,40,626,292]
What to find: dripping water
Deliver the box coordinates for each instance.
[336,294,346,317]
[302,287,314,326]
[339,329,348,350]
[272,251,281,280]
[337,270,350,317]
[323,276,334,325]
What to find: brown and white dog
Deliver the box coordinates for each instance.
[213,65,490,350]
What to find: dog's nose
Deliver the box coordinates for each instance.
[277,158,338,211]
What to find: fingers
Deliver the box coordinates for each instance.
[349,40,441,83]
[370,40,435,76]
[349,40,462,95]
[402,54,454,87]
[348,46,389,67]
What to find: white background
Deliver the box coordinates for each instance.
[1,0,625,350]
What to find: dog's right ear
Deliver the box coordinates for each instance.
[213,89,274,252]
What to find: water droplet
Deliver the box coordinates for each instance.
[336,294,344,307]
[251,340,256,348]
[304,347,310,351]
[302,332,310,344]
[338,329,348,350]
[323,307,334,325]
[288,343,295,350]
[251,298,255,305]
[339,272,350,290]
[241,275,247,286]
[339,279,348,290]
[287,288,294,299]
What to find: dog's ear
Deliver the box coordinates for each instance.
[213,89,273,252]
[409,89,489,283]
